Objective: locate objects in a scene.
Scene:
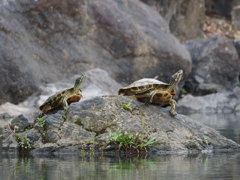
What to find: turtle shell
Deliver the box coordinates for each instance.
[39,88,82,113]
[118,78,176,106]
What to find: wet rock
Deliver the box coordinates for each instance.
[0,0,191,105]
[31,143,58,155]
[184,36,240,95]
[10,114,30,133]
[141,0,205,41]
[2,129,19,151]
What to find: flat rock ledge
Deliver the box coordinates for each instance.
[2,96,240,156]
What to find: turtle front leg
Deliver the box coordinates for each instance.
[169,99,177,116]
[62,97,69,112]
[145,90,158,106]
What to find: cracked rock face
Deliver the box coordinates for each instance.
[2,96,239,155]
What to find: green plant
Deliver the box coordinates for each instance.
[62,115,67,119]
[181,88,187,94]
[16,134,32,150]
[120,102,132,112]
[89,147,95,157]
[36,118,46,127]
[43,130,47,136]
[86,127,94,131]
[137,137,158,148]
[107,129,157,152]
[203,137,209,145]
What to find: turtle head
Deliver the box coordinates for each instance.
[169,70,183,89]
[74,74,86,88]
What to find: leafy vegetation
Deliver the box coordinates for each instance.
[120,102,132,112]
[181,88,187,94]
[36,117,46,127]
[16,133,32,150]
[203,137,209,145]
[107,129,157,153]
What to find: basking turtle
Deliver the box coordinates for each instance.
[40,74,86,114]
[118,70,183,116]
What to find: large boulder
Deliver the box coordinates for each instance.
[0,0,191,105]
[141,0,205,41]
[205,0,240,20]
[184,35,240,96]
[2,96,239,155]
[178,90,240,114]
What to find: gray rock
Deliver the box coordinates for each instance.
[10,114,30,133]
[3,96,239,154]
[31,143,58,155]
[59,122,96,143]
[2,129,19,150]
[141,0,205,41]
[0,113,11,119]
[205,0,240,20]
[45,130,60,143]
[44,112,65,130]
[0,0,191,105]
[178,92,240,113]
[68,96,239,151]
[232,5,240,30]
[233,40,240,63]
[18,129,43,149]
[184,36,240,95]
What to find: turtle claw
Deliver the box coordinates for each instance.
[170,111,177,116]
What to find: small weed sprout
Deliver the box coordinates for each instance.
[86,127,94,131]
[16,134,32,150]
[120,102,132,112]
[203,137,209,145]
[36,118,46,127]
[181,88,187,94]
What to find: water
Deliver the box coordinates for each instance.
[185,113,240,144]
[1,113,240,180]
[1,153,240,180]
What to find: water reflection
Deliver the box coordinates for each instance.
[1,153,240,180]
[185,113,240,144]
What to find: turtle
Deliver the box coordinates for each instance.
[39,74,86,114]
[118,70,183,116]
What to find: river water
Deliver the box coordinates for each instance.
[1,113,240,180]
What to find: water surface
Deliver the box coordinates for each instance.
[1,152,240,180]
[1,113,240,180]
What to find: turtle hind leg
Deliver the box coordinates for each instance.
[145,90,158,106]
[169,99,177,116]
